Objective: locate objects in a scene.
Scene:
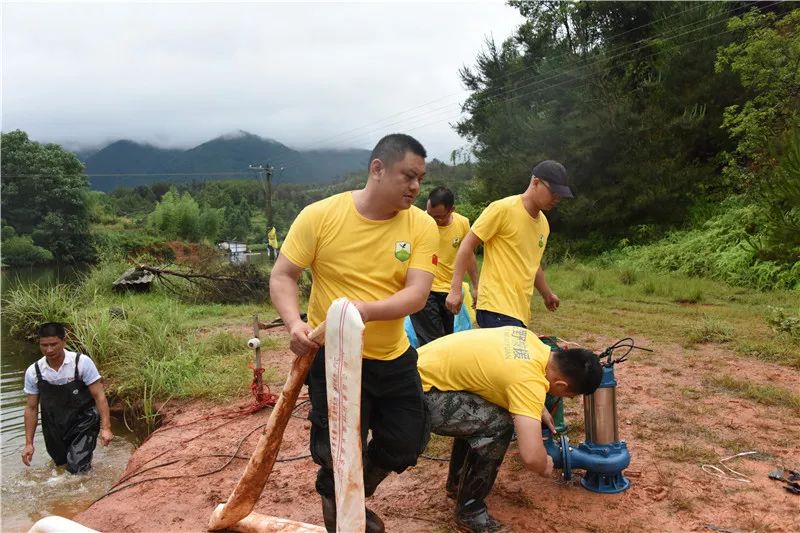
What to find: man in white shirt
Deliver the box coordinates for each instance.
[22,322,113,473]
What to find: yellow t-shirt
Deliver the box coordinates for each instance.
[431,212,471,293]
[417,327,550,419]
[281,192,438,360]
[471,195,549,325]
[268,227,279,249]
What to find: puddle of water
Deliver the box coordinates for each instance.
[1,431,135,532]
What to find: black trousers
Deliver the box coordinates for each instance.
[307,345,430,497]
[476,309,526,329]
[410,291,454,346]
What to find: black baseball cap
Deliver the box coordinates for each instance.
[532,160,573,198]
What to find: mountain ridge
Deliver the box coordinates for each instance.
[79,131,370,191]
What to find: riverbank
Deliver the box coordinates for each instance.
[5,261,799,530]
[2,257,280,432]
[75,329,799,532]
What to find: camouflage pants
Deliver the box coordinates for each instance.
[424,389,514,513]
[424,389,514,459]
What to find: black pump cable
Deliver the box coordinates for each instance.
[597,337,653,367]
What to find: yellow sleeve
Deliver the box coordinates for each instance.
[280,206,318,269]
[408,215,438,274]
[471,201,503,243]
[506,381,546,420]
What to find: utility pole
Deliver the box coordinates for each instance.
[249,163,274,230]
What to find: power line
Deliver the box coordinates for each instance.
[264,4,752,172]
[439,16,772,174]
[304,1,713,148]
[317,1,762,149]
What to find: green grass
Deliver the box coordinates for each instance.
[530,264,800,367]
[659,443,718,464]
[3,259,280,431]
[706,375,800,411]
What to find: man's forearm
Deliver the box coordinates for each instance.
[362,286,427,322]
[96,394,112,431]
[467,254,480,289]
[23,406,37,446]
[534,266,551,295]
[449,247,473,292]
[270,273,304,328]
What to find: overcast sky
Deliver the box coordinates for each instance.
[2,1,525,161]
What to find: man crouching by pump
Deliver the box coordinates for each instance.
[22,322,113,474]
[417,327,602,532]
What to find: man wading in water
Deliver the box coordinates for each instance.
[22,322,113,473]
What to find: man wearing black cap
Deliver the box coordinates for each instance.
[445,160,573,329]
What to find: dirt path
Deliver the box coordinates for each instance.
[76,332,800,533]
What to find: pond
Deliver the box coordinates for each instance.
[1,266,137,532]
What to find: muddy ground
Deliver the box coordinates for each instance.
[77,329,800,532]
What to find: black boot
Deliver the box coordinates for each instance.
[454,449,507,533]
[446,438,470,499]
[320,494,386,533]
[454,507,507,533]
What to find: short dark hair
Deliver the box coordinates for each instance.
[554,348,603,395]
[38,322,66,339]
[369,133,427,171]
[428,186,454,209]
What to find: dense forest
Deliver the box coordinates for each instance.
[2,1,797,289]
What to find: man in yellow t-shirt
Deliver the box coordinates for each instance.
[417,327,602,533]
[446,160,573,329]
[409,186,479,346]
[270,133,438,533]
[267,226,279,260]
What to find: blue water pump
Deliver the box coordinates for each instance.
[544,338,651,494]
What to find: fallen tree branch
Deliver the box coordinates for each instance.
[137,264,268,286]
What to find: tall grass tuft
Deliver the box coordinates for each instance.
[618,268,637,286]
[685,315,732,345]
[3,283,79,339]
[578,271,597,291]
[78,258,132,299]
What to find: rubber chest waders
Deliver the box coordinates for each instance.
[34,353,99,473]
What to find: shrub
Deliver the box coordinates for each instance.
[1,235,54,266]
[93,230,161,256]
[604,198,799,291]
[765,306,800,339]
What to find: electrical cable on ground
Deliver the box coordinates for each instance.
[701,451,760,483]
